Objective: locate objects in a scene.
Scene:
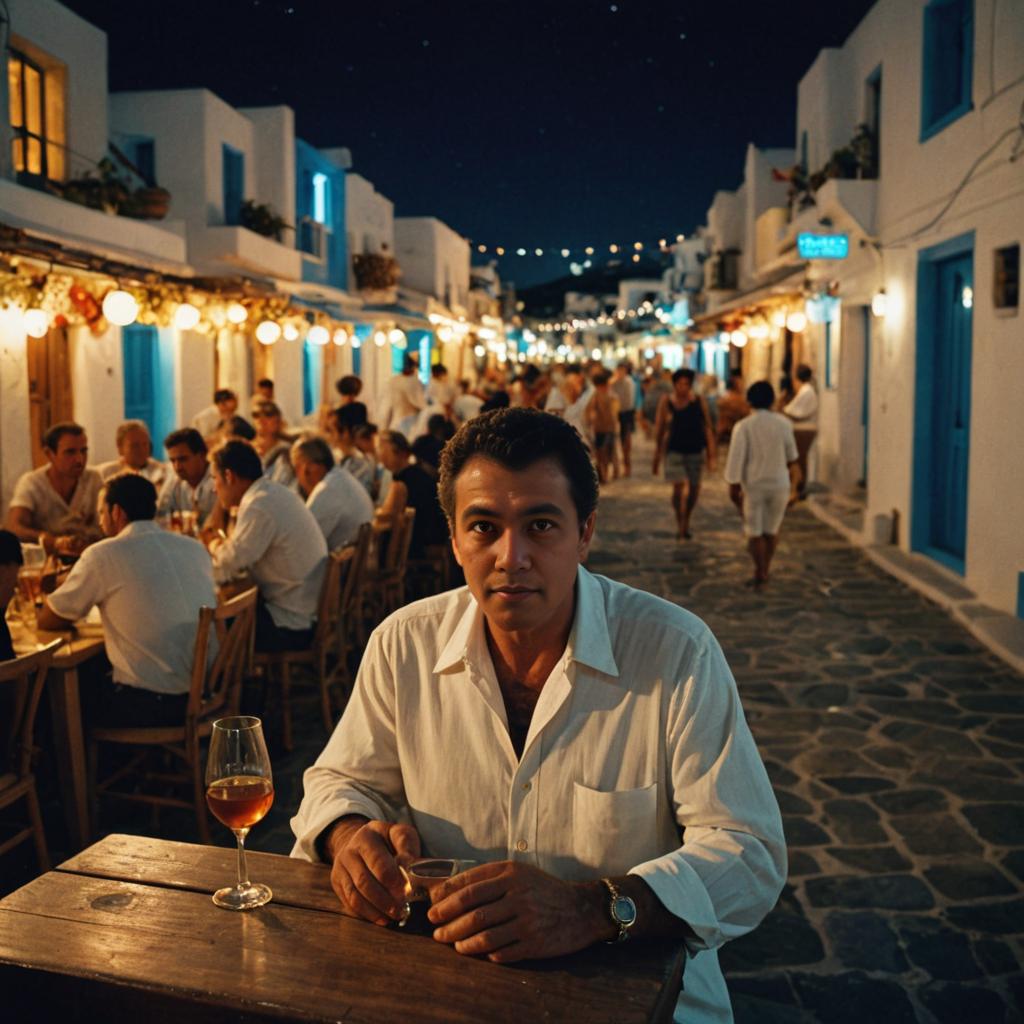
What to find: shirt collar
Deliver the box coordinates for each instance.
[432,565,619,679]
[118,520,161,538]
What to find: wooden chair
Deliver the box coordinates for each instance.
[88,587,258,844]
[254,548,347,751]
[0,640,62,872]
[363,508,416,627]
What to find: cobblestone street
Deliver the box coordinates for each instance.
[586,441,1023,1023]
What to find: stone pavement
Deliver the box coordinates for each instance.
[587,442,1023,1023]
[5,438,1022,1023]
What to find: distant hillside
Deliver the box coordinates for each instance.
[515,256,669,317]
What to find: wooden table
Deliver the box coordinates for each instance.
[10,619,106,850]
[0,835,686,1023]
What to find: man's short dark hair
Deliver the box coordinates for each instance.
[380,430,411,455]
[403,355,418,373]
[214,389,236,404]
[672,368,696,385]
[212,439,263,481]
[562,364,583,378]
[795,364,813,383]
[431,364,448,378]
[727,372,744,392]
[593,370,611,387]
[104,472,157,522]
[353,423,378,442]
[336,375,363,398]
[164,427,207,455]
[291,435,334,470]
[225,415,256,441]
[43,422,85,452]
[333,404,368,435]
[438,409,599,529]
[747,381,775,410]
[257,378,273,390]
[0,529,23,566]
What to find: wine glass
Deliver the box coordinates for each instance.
[205,716,274,910]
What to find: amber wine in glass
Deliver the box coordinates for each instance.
[205,716,274,910]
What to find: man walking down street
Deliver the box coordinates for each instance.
[292,408,785,1024]
[724,381,800,588]
[611,361,637,476]
[783,364,818,502]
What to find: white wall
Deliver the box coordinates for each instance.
[269,337,305,427]
[239,105,297,230]
[0,308,33,509]
[70,324,125,465]
[174,330,215,433]
[394,217,471,311]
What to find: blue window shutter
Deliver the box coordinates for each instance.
[123,325,157,429]
[921,0,973,140]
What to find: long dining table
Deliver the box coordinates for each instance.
[0,834,687,1023]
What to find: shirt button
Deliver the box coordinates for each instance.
[515,839,529,852]
[521,781,532,792]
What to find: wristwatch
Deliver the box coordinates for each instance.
[600,877,637,942]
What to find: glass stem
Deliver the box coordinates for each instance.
[234,828,251,890]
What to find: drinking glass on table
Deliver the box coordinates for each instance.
[205,716,274,910]
[398,857,478,928]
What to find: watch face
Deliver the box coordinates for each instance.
[613,895,637,926]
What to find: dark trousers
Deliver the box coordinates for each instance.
[84,677,189,731]
[254,598,315,654]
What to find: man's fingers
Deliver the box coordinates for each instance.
[451,920,521,957]
[330,862,391,926]
[429,872,509,925]
[388,824,422,861]
[341,850,404,920]
[433,896,517,945]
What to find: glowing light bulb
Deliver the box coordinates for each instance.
[786,311,807,333]
[770,309,787,328]
[173,303,200,330]
[585,246,594,255]
[961,286,973,309]
[516,248,527,256]
[632,254,640,262]
[351,335,362,348]
[438,325,454,342]
[496,247,505,256]
[226,302,248,324]
[473,344,485,358]
[730,330,748,348]
[749,321,770,340]
[330,328,347,346]
[389,328,407,348]
[609,244,619,253]
[871,290,888,318]
[255,320,281,345]
[283,323,300,341]
[23,308,50,338]
[477,244,486,253]
[307,324,330,345]
[103,289,139,327]
[591,347,602,360]
[634,241,643,251]
[373,330,387,347]
[534,248,543,256]
[676,233,685,242]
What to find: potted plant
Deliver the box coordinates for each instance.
[240,199,292,242]
[353,252,401,291]
[56,157,131,214]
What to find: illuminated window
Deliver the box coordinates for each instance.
[8,48,65,182]
[312,172,329,224]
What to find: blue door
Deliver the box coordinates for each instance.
[302,338,323,416]
[928,252,972,561]
[913,236,973,572]
[123,325,176,453]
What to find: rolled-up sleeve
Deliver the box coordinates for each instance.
[47,548,107,621]
[629,636,786,954]
[290,626,411,861]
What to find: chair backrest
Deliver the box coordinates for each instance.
[312,549,348,652]
[392,507,416,578]
[186,586,258,728]
[341,522,373,618]
[0,640,62,779]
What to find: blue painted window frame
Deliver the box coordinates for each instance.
[911,229,975,576]
[920,0,973,142]
[222,144,244,226]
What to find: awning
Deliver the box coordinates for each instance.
[690,264,807,331]
[359,302,433,329]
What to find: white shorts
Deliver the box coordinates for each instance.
[743,486,789,537]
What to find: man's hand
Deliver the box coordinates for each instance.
[53,534,84,557]
[729,483,743,513]
[327,817,422,926]
[427,861,610,963]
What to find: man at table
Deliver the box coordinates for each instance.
[95,420,167,491]
[37,473,217,727]
[291,436,373,551]
[0,529,22,660]
[157,427,219,529]
[207,439,326,653]
[291,408,785,1024]
[6,422,103,557]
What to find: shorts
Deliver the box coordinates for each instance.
[594,432,615,454]
[743,486,790,537]
[618,410,636,435]
[664,451,704,486]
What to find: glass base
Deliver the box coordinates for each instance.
[212,881,273,910]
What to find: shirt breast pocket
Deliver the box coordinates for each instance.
[572,781,658,876]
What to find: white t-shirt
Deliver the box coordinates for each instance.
[9,466,103,540]
[387,373,426,425]
[307,466,374,552]
[453,394,484,422]
[48,520,217,694]
[783,382,818,430]
[427,378,456,409]
[211,477,327,631]
[291,567,785,1024]
[724,410,798,491]
[191,404,222,438]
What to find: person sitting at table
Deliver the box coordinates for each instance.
[6,422,103,557]
[353,423,391,505]
[252,401,297,490]
[0,529,22,660]
[207,439,327,653]
[192,388,239,442]
[328,405,375,496]
[290,408,785,1024]
[157,427,219,529]
[36,473,217,728]
[95,420,167,491]
[376,430,449,559]
[291,436,374,552]
[335,374,369,425]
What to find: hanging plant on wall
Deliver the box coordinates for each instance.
[240,199,293,242]
[352,252,401,290]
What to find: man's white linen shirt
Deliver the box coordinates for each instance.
[307,466,374,551]
[10,466,103,540]
[387,373,426,425]
[191,404,222,438]
[47,521,216,694]
[783,383,818,429]
[156,464,219,526]
[210,477,327,631]
[724,411,798,492]
[291,567,785,1024]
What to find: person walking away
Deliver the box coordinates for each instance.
[724,381,800,588]
[385,356,426,436]
[585,371,619,484]
[610,362,637,476]
[652,369,716,541]
[783,364,818,503]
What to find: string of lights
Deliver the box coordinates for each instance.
[470,234,689,259]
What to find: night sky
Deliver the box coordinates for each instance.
[62,0,876,288]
